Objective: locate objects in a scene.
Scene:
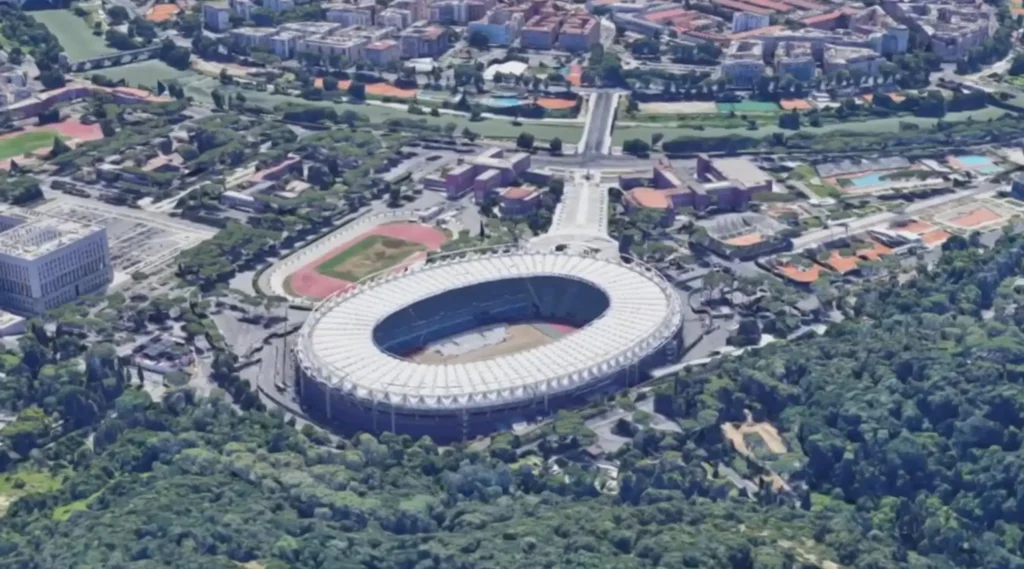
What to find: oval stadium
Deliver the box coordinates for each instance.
[293,249,684,441]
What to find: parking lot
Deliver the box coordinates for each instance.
[34,194,216,277]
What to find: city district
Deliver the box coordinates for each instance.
[0,0,1020,565]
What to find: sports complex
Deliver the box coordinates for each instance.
[293,248,684,441]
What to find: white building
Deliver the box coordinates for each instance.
[230,26,276,50]
[269,30,303,58]
[327,5,373,26]
[824,45,885,76]
[232,0,254,20]
[0,206,112,315]
[732,11,770,33]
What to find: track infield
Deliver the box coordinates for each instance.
[285,222,448,301]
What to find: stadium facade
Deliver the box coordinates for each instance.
[294,249,684,441]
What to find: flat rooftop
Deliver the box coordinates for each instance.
[0,205,102,261]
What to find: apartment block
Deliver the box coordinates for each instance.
[399,24,450,57]
[467,8,524,46]
[721,39,765,87]
[264,0,294,13]
[202,1,232,31]
[823,45,884,76]
[364,39,402,66]
[444,148,532,200]
[732,10,770,32]
[774,41,816,82]
[521,13,560,49]
[557,13,599,52]
[326,5,374,26]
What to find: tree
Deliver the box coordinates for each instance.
[778,110,800,130]
[549,137,563,155]
[99,119,116,138]
[211,89,225,110]
[49,137,71,158]
[651,133,664,148]
[516,132,535,150]
[107,5,130,24]
[622,138,650,156]
[322,75,339,91]
[347,81,366,101]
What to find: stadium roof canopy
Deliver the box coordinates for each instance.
[296,251,683,411]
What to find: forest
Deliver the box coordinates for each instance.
[1,231,1024,568]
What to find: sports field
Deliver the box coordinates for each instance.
[0,130,64,161]
[410,322,575,365]
[316,235,425,282]
[31,10,113,60]
[285,222,449,300]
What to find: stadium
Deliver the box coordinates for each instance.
[294,248,684,441]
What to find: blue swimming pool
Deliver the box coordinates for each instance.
[847,173,885,188]
[483,97,523,108]
[956,154,1000,174]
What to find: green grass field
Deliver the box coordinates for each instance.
[182,77,584,142]
[76,60,197,89]
[316,235,425,282]
[0,130,65,161]
[31,10,113,60]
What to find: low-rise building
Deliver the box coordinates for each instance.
[202,1,232,31]
[499,186,541,218]
[521,13,561,49]
[445,148,532,200]
[558,13,600,52]
[774,41,816,82]
[326,5,374,26]
[230,27,276,50]
[721,39,765,87]
[823,45,884,76]
[731,10,770,32]
[467,8,524,46]
[364,39,402,66]
[264,0,294,13]
[399,24,450,57]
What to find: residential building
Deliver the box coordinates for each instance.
[232,0,254,20]
[881,0,996,61]
[521,13,560,49]
[774,41,816,82]
[721,39,765,87]
[297,35,368,60]
[0,205,112,315]
[364,39,402,66]
[326,5,373,26]
[230,27,276,50]
[399,24,450,57]
[558,13,599,52]
[467,8,524,46]
[823,45,884,76]
[264,0,294,13]
[269,30,303,58]
[202,1,232,31]
[731,10,770,32]
[379,7,414,28]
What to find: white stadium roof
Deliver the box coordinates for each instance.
[295,251,683,411]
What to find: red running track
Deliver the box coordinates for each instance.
[287,222,448,301]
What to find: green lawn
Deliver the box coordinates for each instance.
[315,235,425,282]
[613,106,1009,144]
[183,77,584,142]
[0,469,62,515]
[31,10,113,60]
[0,130,65,161]
[77,60,197,90]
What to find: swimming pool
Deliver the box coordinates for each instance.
[846,172,885,188]
[483,97,523,108]
[956,155,1000,174]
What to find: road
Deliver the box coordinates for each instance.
[579,91,617,158]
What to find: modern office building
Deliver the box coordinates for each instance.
[0,206,112,315]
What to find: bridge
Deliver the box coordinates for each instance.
[63,45,162,73]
